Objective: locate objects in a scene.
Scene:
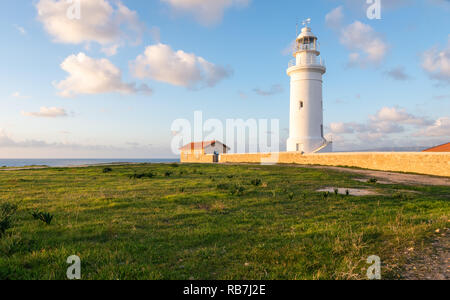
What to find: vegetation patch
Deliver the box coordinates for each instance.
[0,163,448,280]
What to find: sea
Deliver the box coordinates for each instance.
[0,159,179,168]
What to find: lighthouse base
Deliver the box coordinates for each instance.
[287,137,332,154]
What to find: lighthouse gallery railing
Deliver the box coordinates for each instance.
[288,57,325,68]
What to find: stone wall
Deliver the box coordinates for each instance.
[212,152,449,177]
[180,153,215,163]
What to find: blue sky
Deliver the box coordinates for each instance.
[0,0,449,158]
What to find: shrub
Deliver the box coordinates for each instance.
[230,185,245,196]
[393,192,413,201]
[130,172,155,179]
[323,192,330,199]
[0,232,23,256]
[40,212,54,225]
[171,163,179,168]
[31,210,41,220]
[368,178,378,184]
[250,178,262,186]
[103,167,113,173]
[334,188,339,195]
[0,203,18,238]
[217,183,231,190]
[165,171,174,177]
[31,210,54,225]
[288,192,295,200]
[346,189,350,196]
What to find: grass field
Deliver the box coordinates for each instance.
[0,163,448,280]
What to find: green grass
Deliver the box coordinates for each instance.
[0,163,448,280]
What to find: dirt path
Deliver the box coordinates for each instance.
[292,165,450,186]
[400,228,449,280]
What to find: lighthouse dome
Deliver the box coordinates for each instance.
[297,27,317,40]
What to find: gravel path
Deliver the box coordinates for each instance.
[293,165,450,186]
[400,229,449,280]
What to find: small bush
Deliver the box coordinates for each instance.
[346,189,350,196]
[393,192,413,201]
[130,172,155,179]
[334,188,339,195]
[0,232,23,256]
[171,163,179,168]
[368,178,378,184]
[31,210,41,220]
[103,167,113,173]
[217,183,231,190]
[230,185,245,196]
[288,192,295,201]
[323,192,330,199]
[250,178,262,186]
[40,212,54,225]
[165,171,174,177]
[31,210,54,225]
[0,203,18,238]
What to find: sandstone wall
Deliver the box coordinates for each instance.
[216,152,450,177]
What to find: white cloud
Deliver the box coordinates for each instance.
[370,107,431,126]
[330,122,355,134]
[12,92,30,99]
[101,44,120,56]
[36,0,145,54]
[0,128,171,159]
[56,53,151,97]
[329,107,435,148]
[415,117,450,137]
[422,36,450,85]
[22,107,68,118]
[325,7,388,67]
[130,43,232,88]
[14,25,26,35]
[253,84,283,96]
[384,66,413,81]
[161,0,251,25]
[325,6,344,29]
[340,21,388,67]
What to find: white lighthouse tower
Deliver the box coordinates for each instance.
[287,20,332,153]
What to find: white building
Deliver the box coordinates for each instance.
[286,22,332,153]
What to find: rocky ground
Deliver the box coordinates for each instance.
[400,228,449,280]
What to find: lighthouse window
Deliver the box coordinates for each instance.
[299,101,304,110]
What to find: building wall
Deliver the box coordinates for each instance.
[180,152,450,177]
[180,152,215,163]
[204,144,228,155]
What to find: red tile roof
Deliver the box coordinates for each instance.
[179,140,217,151]
[423,142,450,152]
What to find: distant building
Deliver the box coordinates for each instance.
[423,142,450,152]
[180,141,230,156]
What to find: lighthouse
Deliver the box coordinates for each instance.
[286,20,332,153]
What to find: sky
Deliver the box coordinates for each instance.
[0,0,449,158]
